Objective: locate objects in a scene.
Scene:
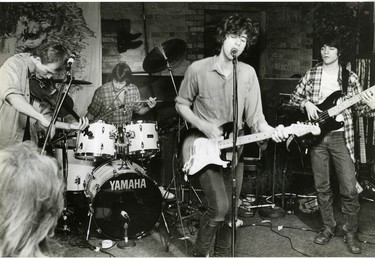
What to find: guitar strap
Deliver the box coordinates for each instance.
[341,66,349,95]
[23,69,34,141]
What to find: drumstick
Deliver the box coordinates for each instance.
[134,100,164,103]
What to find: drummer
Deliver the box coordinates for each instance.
[86,62,174,200]
[86,62,156,126]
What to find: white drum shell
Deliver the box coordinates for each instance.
[55,148,95,191]
[75,121,117,160]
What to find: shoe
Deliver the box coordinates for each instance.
[314,226,334,245]
[158,186,175,200]
[228,219,244,228]
[344,233,362,254]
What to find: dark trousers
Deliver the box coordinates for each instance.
[310,131,360,233]
[194,157,244,256]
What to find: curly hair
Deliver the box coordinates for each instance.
[31,44,70,72]
[214,13,259,55]
[0,141,64,257]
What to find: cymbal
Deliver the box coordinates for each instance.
[143,39,187,73]
[53,78,92,85]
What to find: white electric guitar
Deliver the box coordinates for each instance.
[180,122,321,179]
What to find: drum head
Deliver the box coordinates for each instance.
[92,171,162,240]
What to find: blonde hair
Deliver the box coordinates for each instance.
[0,141,64,257]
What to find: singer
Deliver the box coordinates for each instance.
[175,14,289,257]
[0,44,89,149]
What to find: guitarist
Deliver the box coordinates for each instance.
[289,34,375,254]
[175,14,289,257]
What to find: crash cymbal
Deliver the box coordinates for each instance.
[143,39,186,73]
[53,78,92,85]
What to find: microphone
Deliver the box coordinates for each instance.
[121,211,130,220]
[231,48,238,58]
[66,52,77,70]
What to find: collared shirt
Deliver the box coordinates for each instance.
[289,63,374,163]
[176,56,267,132]
[87,81,143,127]
[0,53,42,148]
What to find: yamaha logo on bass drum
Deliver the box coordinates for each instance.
[109,177,147,190]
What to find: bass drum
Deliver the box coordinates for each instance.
[85,159,162,240]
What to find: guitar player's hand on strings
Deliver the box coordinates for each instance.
[198,120,222,139]
[361,91,375,110]
[305,101,322,120]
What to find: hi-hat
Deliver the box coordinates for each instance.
[54,78,92,85]
[143,39,186,73]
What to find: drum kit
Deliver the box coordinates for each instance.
[50,38,188,243]
[53,119,163,241]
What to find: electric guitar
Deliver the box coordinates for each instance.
[296,85,375,148]
[180,122,321,178]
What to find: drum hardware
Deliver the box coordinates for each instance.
[143,39,206,246]
[86,204,94,241]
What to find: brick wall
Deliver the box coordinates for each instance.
[100,2,314,78]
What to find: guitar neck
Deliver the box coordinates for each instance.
[328,86,375,117]
[359,117,367,163]
[218,131,273,150]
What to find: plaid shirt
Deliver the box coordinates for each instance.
[289,63,373,163]
[87,81,143,127]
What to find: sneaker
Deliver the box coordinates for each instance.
[158,186,175,200]
[228,218,244,228]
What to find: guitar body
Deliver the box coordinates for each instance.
[315,91,345,131]
[297,91,344,148]
[180,126,229,176]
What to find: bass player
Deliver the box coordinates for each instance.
[289,34,375,254]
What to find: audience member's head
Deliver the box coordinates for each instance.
[0,141,64,257]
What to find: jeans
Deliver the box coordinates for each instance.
[310,131,360,233]
[193,147,244,255]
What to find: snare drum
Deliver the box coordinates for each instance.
[125,120,160,158]
[85,159,162,240]
[75,121,117,160]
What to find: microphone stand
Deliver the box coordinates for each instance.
[231,53,238,257]
[41,67,74,155]
[117,213,136,248]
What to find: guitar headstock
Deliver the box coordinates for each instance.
[288,122,321,137]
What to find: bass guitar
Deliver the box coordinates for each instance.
[296,85,375,148]
[180,122,321,178]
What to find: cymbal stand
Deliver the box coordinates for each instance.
[157,43,203,248]
[157,44,188,132]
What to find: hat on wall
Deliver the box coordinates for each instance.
[117,30,143,53]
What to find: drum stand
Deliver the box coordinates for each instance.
[86,204,94,241]
[163,151,204,235]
